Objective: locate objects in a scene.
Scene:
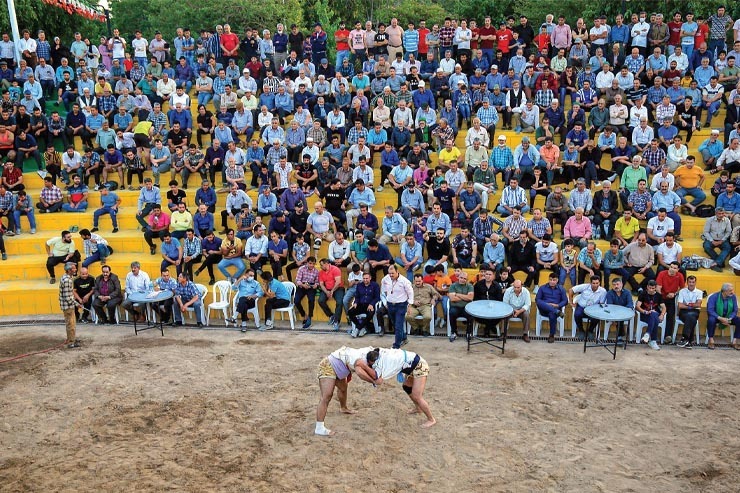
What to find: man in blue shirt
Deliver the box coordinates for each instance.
[347,271,381,337]
[160,232,183,275]
[367,239,393,281]
[174,272,204,327]
[534,272,568,343]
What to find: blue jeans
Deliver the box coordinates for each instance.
[706,315,740,339]
[174,300,204,323]
[82,244,111,267]
[176,78,193,93]
[639,311,662,341]
[703,239,732,267]
[703,100,721,122]
[574,305,598,333]
[395,256,422,280]
[681,43,693,59]
[708,39,725,59]
[93,206,118,228]
[62,201,88,212]
[496,204,530,216]
[13,209,36,230]
[676,187,706,207]
[342,285,356,312]
[152,162,171,186]
[197,92,213,106]
[217,257,246,279]
[536,300,562,336]
[558,266,576,286]
[457,103,471,121]
[387,301,408,349]
[335,50,350,71]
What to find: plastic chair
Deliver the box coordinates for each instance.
[405,306,435,336]
[535,308,565,337]
[446,298,469,337]
[634,313,667,343]
[274,281,297,330]
[232,293,261,329]
[351,301,381,334]
[91,295,121,324]
[601,316,634,342]
[206,280,232,326]
[186,284,208,320]
[672,299,701,345]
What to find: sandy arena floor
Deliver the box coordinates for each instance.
[1,322,739,493]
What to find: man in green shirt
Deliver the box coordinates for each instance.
[447,272,474,342]
[619,155,648,209]
[349,230,370,272]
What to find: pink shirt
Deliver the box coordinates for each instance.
[148,212,171,230]
[564,216,592,239]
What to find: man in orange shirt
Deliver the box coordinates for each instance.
[673,155,706,214]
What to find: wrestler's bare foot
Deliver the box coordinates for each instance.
[407,407,421,414]
[340,407,358,414]
[421,419,437,428]
[315,428,335,436]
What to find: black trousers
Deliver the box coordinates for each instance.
[294,286,316,317]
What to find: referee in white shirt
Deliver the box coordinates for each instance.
[381,265,415,349]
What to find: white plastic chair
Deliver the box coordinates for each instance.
[91,296,121,324]
[405,307,435,336]
[601,316,634,342]
[672,299,702,345]
[231,293,261,328]
[206,280,232,326]
[351,301,381,334]
[535,308,565,337]
[274,281,297,330]
[186,283,208,321]
[446,298,468,337]
[634,312,667,343]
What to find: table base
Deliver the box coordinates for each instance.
[133,306,166,336]
[466,317,509,354]
[583,321,628,360]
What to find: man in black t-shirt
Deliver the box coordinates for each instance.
[73,266,95,322]
[321,179,346,233]
[432,180,456,217]
[636,280,666,350]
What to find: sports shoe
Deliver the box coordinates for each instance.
[265,319,273,328]
[594,181,601,187]
[15,229,20,235]
[67,342,81,349]
[94,185,100,191]
[4,230,14,236]
[684,341,693,349]
[608,174,618,182]
[112,228,119,233]
[532,285,539,295]
[328,315,336,326]
[350,327,359,338]
[241,321,247,331]
[449,333,457,342]
[358,328,367,337]
[313,238,322,249]
[30,228,35,234]
[37,170,46,178]
[377,186,384,191]
[302,317,312,329]
[91,227,99,233]
[663,336,673,344]
[641,332,650,344]
[1,253,6,261]
[648,340,660,350]
[677,338,688,348]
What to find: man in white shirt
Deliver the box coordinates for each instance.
[569,276,607,339]
[503,280,532,342]
[380,264,414,349]
[676,275,703,348]
[122,261,151,321]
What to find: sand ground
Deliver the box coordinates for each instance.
[1,322,739,493]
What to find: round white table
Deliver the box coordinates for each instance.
[464,300,514,353]
[584,304,635,359]
[128,290,174,336]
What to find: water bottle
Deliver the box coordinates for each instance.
[148,281,154,293]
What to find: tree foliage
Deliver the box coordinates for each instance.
[0,0,105,41]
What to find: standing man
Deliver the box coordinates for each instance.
[380,264,414,349]
[59,262,80,348]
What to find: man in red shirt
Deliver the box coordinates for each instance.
[496,20,513,68]
[219,24,240,61]
[334,22,351,72]
[417,20,430,59]
[318,258,345,329]
[656,261,685,342]
[478,16,498,64]
[667,12,683,56]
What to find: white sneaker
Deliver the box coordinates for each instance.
[265,320,273,328]
[641,332,650,344]
[30,228,36,234]
[594,181,601,187]
[648,340,661,350]
[313,238,322,249]
[350,327,358,338]
[37,170,46,178]
[358,328,367,337]
[532,285,539,295]
[377,186,384,191]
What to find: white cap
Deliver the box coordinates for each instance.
[497,135,506,141]
[418,81,425,87]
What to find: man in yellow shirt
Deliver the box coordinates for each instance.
[169,201,193,240]
[613,208,641,247]
[673,156,706,214]
[45,230,81,284]
[438,138,462,171]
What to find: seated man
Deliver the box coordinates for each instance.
[702,207,732,272]
[535,273,568,343]
[447,272,474,342]
[174,272,204,327]
[79,228,112,268]
[503,280,532,342]
[152,268,179,324]
[122,261,151,322]
[563,207,592,248]
[450,226,477,268]
[160,232,183,275]
[569,275,606,340]
[623,232,656,291]
[605,276,633,342]
[406,273,440,336]
[636,280,666,351]
[45,230,80,284]
[508,230,536,288]
[293,256,321,329]
[347,271,381,337]
[676,275,703,349]
[217,229,246,280]
[395,233,423,281]
[92,265,123,324]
